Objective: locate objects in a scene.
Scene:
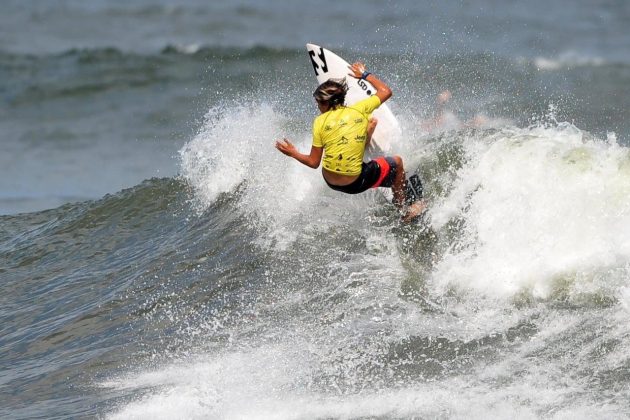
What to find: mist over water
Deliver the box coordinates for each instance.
[2,1,630,419]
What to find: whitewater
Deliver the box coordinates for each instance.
[94,103,630,419]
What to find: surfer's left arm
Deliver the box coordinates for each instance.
[275,138,322,169]
[348,62,392,103]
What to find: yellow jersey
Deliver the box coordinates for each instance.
[312,95,382,176]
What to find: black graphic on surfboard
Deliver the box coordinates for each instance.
[306,43,402,153]
[309,47,328,76]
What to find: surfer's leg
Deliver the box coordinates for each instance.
[370,155,406,208]
[387,156,407,208]
[401,173,427,222]
[390,158,428,221]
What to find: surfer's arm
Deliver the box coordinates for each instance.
[348,62,392,103]
[275,138,323,169]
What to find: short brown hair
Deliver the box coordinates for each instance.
[313,78,348,107]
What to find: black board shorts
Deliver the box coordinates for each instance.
[325,157,398,194]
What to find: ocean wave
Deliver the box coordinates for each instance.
[0,44,302,105]
[180,96,630,304]
[428,123,630,302]
[0,178,185,258]
[0,44,302,62]
[102,120,630,417]
[5,116,630,418]
[533,51,607,70]
[4,2,630,416]
[1,48,172,105]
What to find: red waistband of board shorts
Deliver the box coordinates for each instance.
[372,157,390,188]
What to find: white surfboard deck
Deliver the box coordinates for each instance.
[306,43,401,154]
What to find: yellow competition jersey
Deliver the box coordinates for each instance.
[312,95,382,176]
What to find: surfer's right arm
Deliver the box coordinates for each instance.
[348,62,392,103]
[275,138,323,169]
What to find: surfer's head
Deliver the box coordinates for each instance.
[313,78,348,109]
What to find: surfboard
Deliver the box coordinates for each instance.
[306,43,401,154]
[305,44,425,219]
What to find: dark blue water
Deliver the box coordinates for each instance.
[2,1,630,418]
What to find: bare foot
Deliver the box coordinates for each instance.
[401,200,427,223]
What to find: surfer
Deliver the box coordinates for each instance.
[275,62,425,221]
[421,89,491,131]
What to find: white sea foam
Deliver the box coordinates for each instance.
[170,43,201,54]
[166,106,630,420]
[179,102,384,248]
[105,332,628,420]
[179,104,281,209]
[534,51,606,70]
[430,123,630,300]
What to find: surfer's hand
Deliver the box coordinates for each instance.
[275,138,296,157]
[348,62,367,79]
